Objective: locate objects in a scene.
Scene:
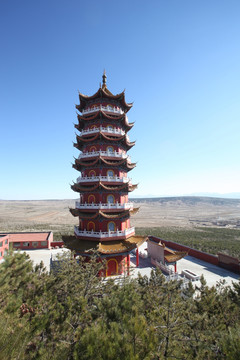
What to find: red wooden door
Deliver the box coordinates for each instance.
[106,259,118,276]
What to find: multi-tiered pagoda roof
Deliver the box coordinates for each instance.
[64,73,146,275]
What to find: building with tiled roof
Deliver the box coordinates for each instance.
[148,236,187,273]
[64,73,146,276]
[0,232,53,253]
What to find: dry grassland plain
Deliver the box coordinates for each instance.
[1,197,240,257]
[0,197,240,231]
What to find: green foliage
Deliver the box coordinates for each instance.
[4,222,240,253]
[219,326,240,360]
[136,226,240,257]
[0,252,240,359]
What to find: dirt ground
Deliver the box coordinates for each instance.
[131,198,240,228]
[0,197,240,231]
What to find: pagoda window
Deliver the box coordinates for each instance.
[13,242,20,248]
[107,104,113,110]
[89,170,96,177]
[108,221,116,232]
[91,124,97,129]
[87,221,95,231]
[88,194,95,203]
[107,170,114,177]
[107,146,114,154]
[107,124,113,130]
[107,194,115,204]
[90,146,97,152]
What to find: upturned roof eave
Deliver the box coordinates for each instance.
[77,87,133,112]
[62,235,147,254]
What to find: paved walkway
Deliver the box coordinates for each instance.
[130,253,239,288]
[21,248,69,271]
[20,248,239,288]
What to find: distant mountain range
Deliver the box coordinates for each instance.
[189,192,240,199]
[130,196,240,206]
[1,194,240,203]
[130,193,240,200]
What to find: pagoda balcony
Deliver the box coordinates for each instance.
[82,105,124,115]
[74,225,135,239]
[75,201,134,210]
[81,126,125,136]
[76,175,130,183]
[78,150,130,161]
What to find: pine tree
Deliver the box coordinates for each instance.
[1,251,240,359]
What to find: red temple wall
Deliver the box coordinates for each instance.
[0,232,53,253]
[12,241,49,250]
[84,144,123,153]
[0,235,9,261]
[121,194,129,203]
[149,236,219,266]
[218,253,240,273]
[84,168,127,177]
[105,255,126,276]
[83,254,126,277]
[81,219,129,232]
[149,236,240,274]
[81,193,128,204]
[81,193,101,203]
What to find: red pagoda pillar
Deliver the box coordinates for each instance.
[136,247,139,267]
[63,72,146,276]
[127,254,130,276]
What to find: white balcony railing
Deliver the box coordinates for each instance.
[78,150,130,161]
[82,105,124,115]
[76,175,130,183]
[80,126,125,136]
[75,201,133,210]
[151,258,174,275]
[74,225,135,238]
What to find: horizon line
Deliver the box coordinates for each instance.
[1,194,240,201]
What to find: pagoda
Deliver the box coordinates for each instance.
[63,72,146,276]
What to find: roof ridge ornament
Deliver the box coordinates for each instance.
[102,69,107,89]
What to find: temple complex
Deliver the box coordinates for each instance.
[63,72,146,276]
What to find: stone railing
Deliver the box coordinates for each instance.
[74,226,135,238]
[76,175,130,183]
[82,105,124,115]
[78,150,130,161]
[75,201,133,210]
[81,126,125,136]
[151,258,174,275]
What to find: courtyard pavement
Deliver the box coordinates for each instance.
[130,253,239,288]
[20,247,239,288]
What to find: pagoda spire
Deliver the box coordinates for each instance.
[102,70,107,89]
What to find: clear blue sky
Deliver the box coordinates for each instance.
[1,0,240,200]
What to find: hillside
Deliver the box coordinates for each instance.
[131,196,240,206]
[0,196,240,231]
